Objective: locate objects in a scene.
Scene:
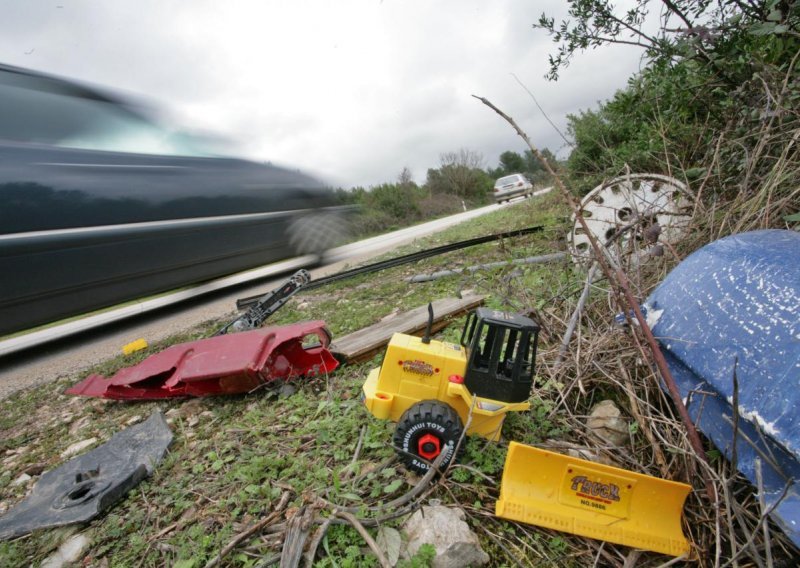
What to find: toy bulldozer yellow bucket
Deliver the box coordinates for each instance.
[496,443,692,557]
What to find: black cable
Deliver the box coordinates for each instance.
[236,225,544,310]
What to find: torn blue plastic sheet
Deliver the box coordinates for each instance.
[644,230,800,547]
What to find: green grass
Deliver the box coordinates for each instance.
[0,193,578,567]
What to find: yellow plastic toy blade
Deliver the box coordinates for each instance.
[496,442,691,557]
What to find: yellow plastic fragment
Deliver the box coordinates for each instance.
[496,442,691,557]
[122,338,148,356]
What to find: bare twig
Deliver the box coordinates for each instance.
[335,511,391,568]
[555,262,599,369]
[472,93,715,502]
[730,359,740,474]
[755,459,774,567]
[205,490,291,568]
[303,512,336,567]
[719,478,793,568]
[510,73,573,148]
[341,425,367,481]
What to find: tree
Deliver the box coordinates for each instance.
[536,0,799,82]
[425,148,492,202]
[499,151,526,174]
[397,166,416,188]
[489,148,558,185]
[524,148,556,174]
[365,183,420,219]
[537,0,800,196]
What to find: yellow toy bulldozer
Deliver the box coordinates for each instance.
[362,306,539,473]
[362,305,692,556]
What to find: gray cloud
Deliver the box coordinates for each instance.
[0,0,649,187]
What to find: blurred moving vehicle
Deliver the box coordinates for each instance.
[493,173,533,203]
[0,63,348,337]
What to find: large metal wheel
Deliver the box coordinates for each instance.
[567,174,692,264]
[393,400,464,474]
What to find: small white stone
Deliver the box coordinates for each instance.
[11,473,31,486]
[403,505,489,567]
[587,400,629,447]
[60,438,98,459]
[41,533,91,568]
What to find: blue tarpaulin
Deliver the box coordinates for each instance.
[644,229,800,547]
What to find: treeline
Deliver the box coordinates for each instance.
[336,148,556,237]
[541,0,799,213]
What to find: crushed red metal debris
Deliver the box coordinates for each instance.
[66,322,338,400]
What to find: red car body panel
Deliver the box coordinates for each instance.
[66,321,338,400]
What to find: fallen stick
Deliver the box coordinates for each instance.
[303,511,336,567]
[280,505,316,568]
[755,459,773,567]
[336,511,391,568]
[205,490,291,568]
[554,262,599,369]
[406,253,566,283]
[616,359,669,477]
[341,425,367,481]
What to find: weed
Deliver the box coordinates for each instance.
[397,543,436,567]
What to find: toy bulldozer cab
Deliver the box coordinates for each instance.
[362,307,539,473]
[460,308,538,403]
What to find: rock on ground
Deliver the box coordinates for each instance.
[587,399,629,446]
[402,505,489,568]
[59,438,98,459]
[41,533,90,568]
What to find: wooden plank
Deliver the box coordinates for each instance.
[330,294,485,364]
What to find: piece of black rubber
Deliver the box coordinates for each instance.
[0,412,173,541]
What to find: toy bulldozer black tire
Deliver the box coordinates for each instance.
[393,400,464,474]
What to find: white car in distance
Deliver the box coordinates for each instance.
[493,173,534,203]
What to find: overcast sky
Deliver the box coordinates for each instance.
[1,0,648,188]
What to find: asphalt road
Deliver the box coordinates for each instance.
[0,199,521,400]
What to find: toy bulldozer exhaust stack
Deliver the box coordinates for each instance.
[361,304,692,557]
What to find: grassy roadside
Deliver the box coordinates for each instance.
[1,193,578,566]
[4,186,797,566]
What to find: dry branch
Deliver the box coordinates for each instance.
[472,93,715,502]
[205,490,292,568]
